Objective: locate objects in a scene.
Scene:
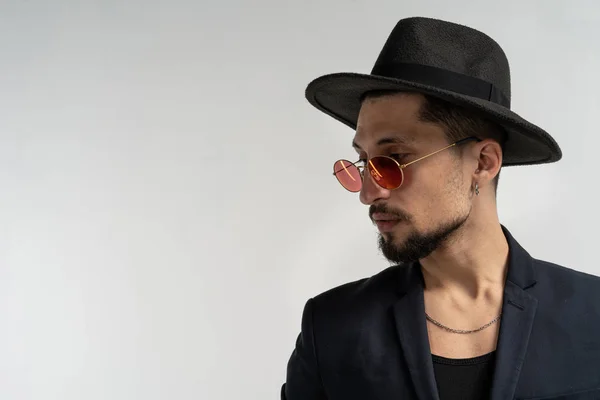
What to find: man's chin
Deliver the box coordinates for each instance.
[378,222,410,242]
[378,233,420,264]
[376,217,468,264]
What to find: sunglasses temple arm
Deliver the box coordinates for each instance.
[401,143,458,168]
[401,136,481,168]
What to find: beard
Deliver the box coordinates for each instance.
[377,213,469,264]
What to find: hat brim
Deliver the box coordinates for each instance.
[305,73,562,166]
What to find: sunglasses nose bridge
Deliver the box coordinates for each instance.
[357,164,365,177]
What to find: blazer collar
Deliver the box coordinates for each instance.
[392,225,538,400]
[502,225,537,289]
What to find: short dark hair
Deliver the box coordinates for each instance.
[361,90,506,192]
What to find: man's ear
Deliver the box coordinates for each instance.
[474,139,502,184]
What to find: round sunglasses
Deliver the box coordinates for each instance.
[333,137,480,192]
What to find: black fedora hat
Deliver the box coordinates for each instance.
[305,17,562,166]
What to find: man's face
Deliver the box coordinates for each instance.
[353,93,474,263]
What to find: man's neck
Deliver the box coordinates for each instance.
[419,220,509,300]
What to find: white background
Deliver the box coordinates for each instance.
[0,0,598,399]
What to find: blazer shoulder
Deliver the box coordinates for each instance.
[533,258,600,301]
[534,258,600,284]
[305,265,404,336]
[309,264,403,312]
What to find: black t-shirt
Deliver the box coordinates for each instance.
[432,351,496,400]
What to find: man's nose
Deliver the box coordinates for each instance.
[359,167,392,205]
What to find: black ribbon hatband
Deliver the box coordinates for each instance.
[371,62,510,108]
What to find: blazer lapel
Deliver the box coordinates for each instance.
[490,226,539,400]
[490,280,538,400]
[392,265,440,400]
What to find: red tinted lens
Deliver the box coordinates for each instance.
[333,160,362,192]
[368,157,403,189]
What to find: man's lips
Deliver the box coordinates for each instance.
[371,212,401,222]
[374,220,400,232]
[371,213,402,232]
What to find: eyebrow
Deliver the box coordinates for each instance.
[352,136,412,151]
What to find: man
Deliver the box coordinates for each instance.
[281,17,600,400]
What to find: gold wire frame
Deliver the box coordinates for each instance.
[333,137,478,191]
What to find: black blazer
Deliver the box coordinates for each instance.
[281,227,600,399]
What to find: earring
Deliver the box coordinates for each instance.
[475,183,480,196]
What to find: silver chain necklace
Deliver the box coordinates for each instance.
[425,312,502,334]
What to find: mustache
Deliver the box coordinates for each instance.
[369,204,411,222]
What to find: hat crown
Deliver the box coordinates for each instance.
[372,17,511,103]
